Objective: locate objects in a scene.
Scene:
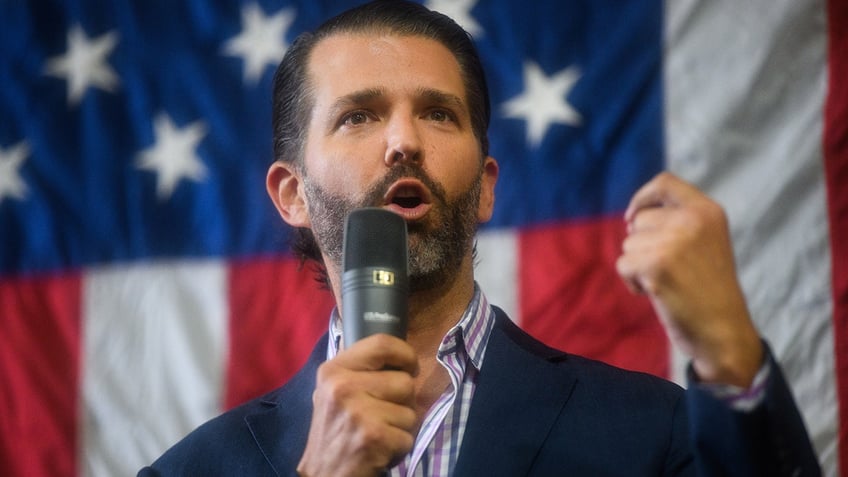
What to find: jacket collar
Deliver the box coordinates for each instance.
[453,308,576,476]
[245,334,327,475]
[244,308,577,476]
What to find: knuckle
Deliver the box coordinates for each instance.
[315,368,356,405]
[315,362,333,382]
[355,423,387,450]
[324,377,354,403]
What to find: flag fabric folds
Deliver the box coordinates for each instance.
[0,0,843,475]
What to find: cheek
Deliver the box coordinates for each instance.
[302,140,370,198]
[305,156,395,213]
[431,143,484,198]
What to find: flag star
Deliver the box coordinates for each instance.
[223,3,295,84]
[502,61,583,147]
[136,114,208,201]
[0,141,31,205]
[425,0,484,37]
[44,25,120,106]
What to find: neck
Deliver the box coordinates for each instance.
[405,255,477,420]
[406,259,476,356]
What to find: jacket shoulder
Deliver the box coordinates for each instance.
[493,305,683,402]
[141,335,327,476]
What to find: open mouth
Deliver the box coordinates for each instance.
[384,179,432,219]
[392,192,424,209]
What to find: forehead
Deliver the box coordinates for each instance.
[306,33,467,107]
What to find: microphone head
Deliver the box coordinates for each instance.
[342,208,409,345]
[343,208,408,273]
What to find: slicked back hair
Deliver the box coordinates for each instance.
[270,0,491,170]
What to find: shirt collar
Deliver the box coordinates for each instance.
[327,283,496,370]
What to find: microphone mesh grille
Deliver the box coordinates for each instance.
[342,208,408,272]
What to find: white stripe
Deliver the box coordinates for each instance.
[475,229,519,322]
[664,0,837,473]
[81,260,228,477]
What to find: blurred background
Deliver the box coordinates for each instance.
[0,0,844,475]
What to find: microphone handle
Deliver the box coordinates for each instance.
[342,267,408,348]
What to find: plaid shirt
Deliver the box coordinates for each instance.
[328,284,495,477]
[326,284,769,476]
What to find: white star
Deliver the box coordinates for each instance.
[0,141,30,204]
[136,114,208,201]
[502,61,582,147]
[44,25,119,106]
[223,4,294,84]
[426,0,484,37]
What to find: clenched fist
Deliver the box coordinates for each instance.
[616,172,763,387]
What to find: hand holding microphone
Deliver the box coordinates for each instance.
[297,208,416,477]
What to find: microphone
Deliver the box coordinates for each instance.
[342,208,409,348]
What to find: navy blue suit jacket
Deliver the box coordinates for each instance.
[141,307,820,476]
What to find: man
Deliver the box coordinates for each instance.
[140,1,821,475]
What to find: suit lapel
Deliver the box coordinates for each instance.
[453,311,577,476]
[240,315,577,476]
[244,335,327,476]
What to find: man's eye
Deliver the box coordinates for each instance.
[429,110,451,122]
[343,111,369,126]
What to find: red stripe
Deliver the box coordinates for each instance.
[0,273,80,477]
[226,256,334,409]
[518,217,669,378]
[824,0,848,473]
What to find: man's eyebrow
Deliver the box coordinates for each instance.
[417,88,465,111]
[324,87,467,125]
[327,88,385,118]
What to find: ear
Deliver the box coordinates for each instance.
[266,161,310,228]
[477,156,498,223]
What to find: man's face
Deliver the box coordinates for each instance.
[299,33,496,290]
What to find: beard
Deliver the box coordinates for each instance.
[303,163,482,292]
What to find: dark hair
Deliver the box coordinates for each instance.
[270,0,491,270]
[271,0,491,168]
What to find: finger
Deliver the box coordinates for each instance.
[381,423,415,458]
[360,369,416,406]
[352,414,416,469]
[626,207,669,235]
[338,334,419,375]
[621,229,656,256]
[365,398,417,432]
[624,172,700,222]
[617,231,676,297]
[615,252,645,295]
[332,401,416,472]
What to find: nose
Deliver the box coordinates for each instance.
[384,115,422,166]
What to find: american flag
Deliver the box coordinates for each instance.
[0,0,844,475]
